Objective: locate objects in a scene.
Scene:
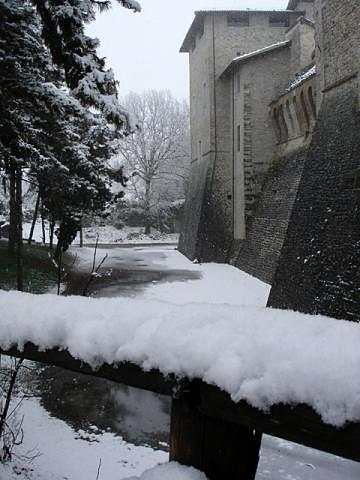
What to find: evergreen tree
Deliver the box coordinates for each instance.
[0,0,133,272]
[31,85,118,256]
[0,0,51,288]
[33,0,141,130]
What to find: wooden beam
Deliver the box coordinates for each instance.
[1,344,359,463]
[199,383,360,463]
[0,343,178,396]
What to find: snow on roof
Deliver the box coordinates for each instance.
[286,15,315,33]
[0,288,359,427]
[287,64,316,91]
[221,41,291,77]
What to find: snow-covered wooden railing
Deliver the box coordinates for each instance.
[0,290,359,479]
[1,342,359,477]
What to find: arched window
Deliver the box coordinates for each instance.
[279,104,289,142]
[286,99,295,137]
[272,108,281,143]
[300,91,310,134]
[308,86,316,118]
[292,96,302,132]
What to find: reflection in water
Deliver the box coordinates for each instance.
[65,268,201,298]
[32,247,199,450]
[109,386,170,447]
[30,366,170,450]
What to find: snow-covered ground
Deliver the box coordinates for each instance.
[1,246,359,479]
[22,222,179,246]
[0,397,167,480]
[0,384,358,480]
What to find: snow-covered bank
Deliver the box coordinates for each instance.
[0,397,167,480]
[124,463,208,480]
[0,289,359,427]
[1,395,358,480]
[22,222,179,246]
[69,244,270,306]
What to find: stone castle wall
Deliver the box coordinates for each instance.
[179,11,303,261]
[233,73,316,283]
[234,148,307,283]
[268,0,360,321]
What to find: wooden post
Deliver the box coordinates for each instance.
[170,382,262,480]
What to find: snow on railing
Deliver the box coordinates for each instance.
[0,289,359,428]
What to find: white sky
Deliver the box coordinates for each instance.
[87,0,290,101]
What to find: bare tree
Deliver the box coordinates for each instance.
[118,90,190,234]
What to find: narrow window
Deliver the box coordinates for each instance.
[237,125,241,152]
[286,99,295,135]
[308,86,316,118]
[236,72,241,93]
[227,13,250,27]
[272,108,281,143]
[269,14,289,27]
[300,91,310,131]
[279,104,289,142]
[198,140,202,160]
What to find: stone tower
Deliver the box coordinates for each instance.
[179,3,314,265]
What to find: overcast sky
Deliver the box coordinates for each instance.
[87,0,290,101]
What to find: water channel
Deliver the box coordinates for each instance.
[26,244,201,451]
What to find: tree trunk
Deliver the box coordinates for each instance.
[57,250,62,296]
[8,161,16,255]
[15,164,23,292]
[49,218,55,250]
[79,218,84,248]
[41,203,46,244]
[144,178,151,235]
[28,191,41,244]
[0,359,24,446]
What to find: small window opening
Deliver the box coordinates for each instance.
[237,125,241,152]
[269,14,290,27]
[227,13,250,27]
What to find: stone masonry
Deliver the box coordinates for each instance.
[268,0,360,321]
[179,8,310,263]
[179,1,317,284]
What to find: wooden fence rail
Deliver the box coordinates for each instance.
[1,343,359,479]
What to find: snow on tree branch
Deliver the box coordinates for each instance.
[34,0,141,131]
[117,0,141,12]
